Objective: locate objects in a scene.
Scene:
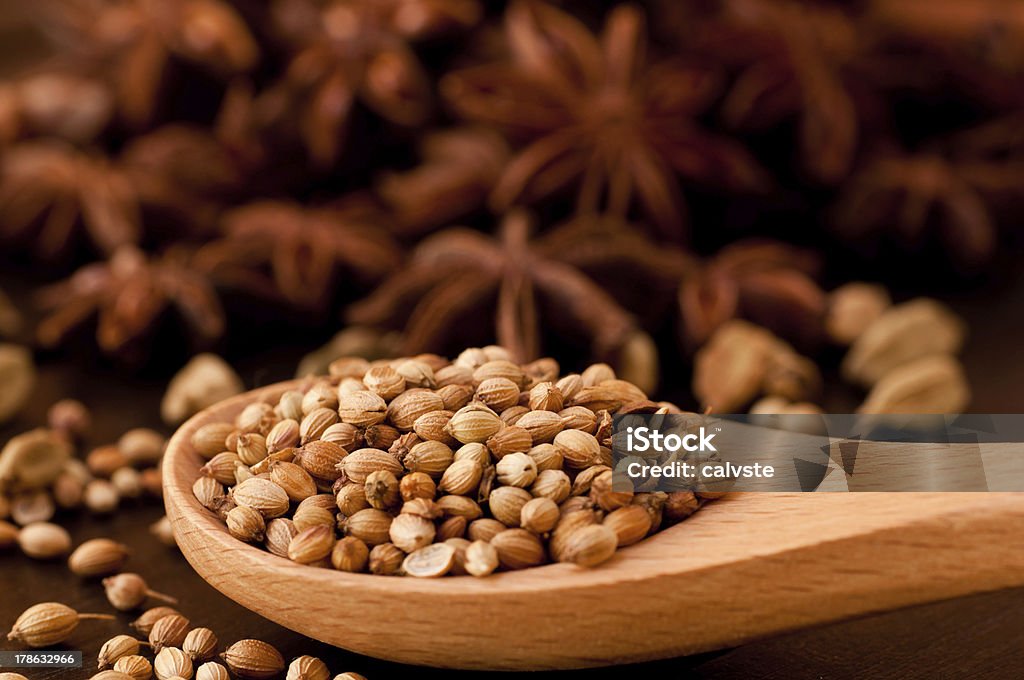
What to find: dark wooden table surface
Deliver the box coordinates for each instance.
[3,262,1024,680]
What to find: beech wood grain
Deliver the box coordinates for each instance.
[164,381,1024,670]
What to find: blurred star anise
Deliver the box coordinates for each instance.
[833,129,1024,267]
[197,198,402,308]
[0,141,140,259]
[38,0,259,127]
[348,209,647,363]
[259,0,482,167]
[120,124,249,238]
[0,69,113,146]
[441,1,768,241]
[678,239,825,349]
[697,0,868,183]
[375,126,509,236]
[36,245,225,354]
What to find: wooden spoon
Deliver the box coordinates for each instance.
[164,380,1024,670]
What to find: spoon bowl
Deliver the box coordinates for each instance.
[164,380,1024,670]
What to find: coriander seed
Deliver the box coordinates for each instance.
[286,655,330,680]
[368,543,405,575]
[148,614,191,652]
[130,607,181,636]
[98,634,146,669]
[69,538,130,577]
[113,655,152,680]
[7,602,114,647]
[104,573,178,611]
[17,521,71,559]
[331,536,369,572]
[196,662,230,680]
[183,627,218,662]
[464,540,499,577]
[154,647,192,680]
[221,639,285,679]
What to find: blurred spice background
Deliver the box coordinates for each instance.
[2,0,1024,410]
[3,1,1024,678]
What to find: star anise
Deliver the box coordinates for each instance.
[866,0,1024,109]
[0,69,113,146]
[120,124,249,239]
[677,239,825,349]
[196,198,402,308]
[0,141,141,259]
[833,129,1024,267]
[441,1,768,241]
[36,245,225,354]
[348,209,654,364]
[258,0,482,167]
[36,0,259,127]
[375,126,509,236]
[696,0,875,184]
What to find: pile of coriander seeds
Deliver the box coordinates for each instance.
[190,346,714,578]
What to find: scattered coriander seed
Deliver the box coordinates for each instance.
[104,573,179,611]
[17,521,71,559]
[53,472,85,509]
[183,627,218,662]
[99,634,146,669]
[87,446,128,478]
[7,602,115,647]
[112,467,144,499]
[0,430,70,494]
[113,654,153,680]
[195,662,230,680]
[286,655,330,680]
[221,639,285,680]
[333,673,368,680]
[10,490,55,525]
[150,516,177,547]
[48,399,92,440]
[90,672,135,680]
[84,479,121,514]
[119,428,166,466]
[153,647,192,680]
[148,614,191,653]
[0,673,29,680]
[162,354,243,425]
[130,607,181,636]
[69,538,130,577]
